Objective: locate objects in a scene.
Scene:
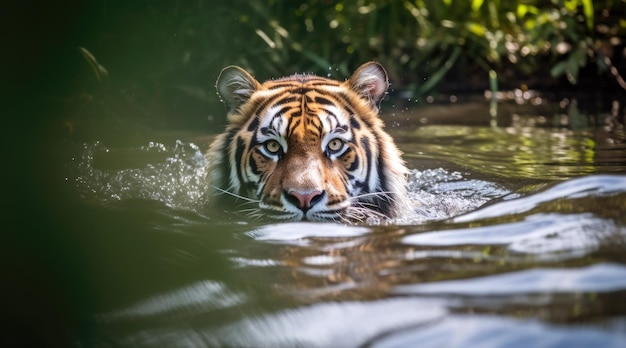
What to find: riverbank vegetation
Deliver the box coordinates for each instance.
[12,0,626,132]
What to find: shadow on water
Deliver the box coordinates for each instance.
[6,99,626,347]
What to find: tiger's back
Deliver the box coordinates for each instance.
[206,62,415,223]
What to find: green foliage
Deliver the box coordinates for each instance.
[73,0,624,130]
[194,0,620,93]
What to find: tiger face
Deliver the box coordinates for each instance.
[206,62,414,223]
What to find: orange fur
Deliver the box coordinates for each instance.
[206,62,415,223]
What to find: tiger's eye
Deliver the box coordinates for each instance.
[327,138,344,152]
[264,140,281,154]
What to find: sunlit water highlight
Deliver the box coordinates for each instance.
[65,124,626,347]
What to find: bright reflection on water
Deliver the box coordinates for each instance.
[397,124,626,179]
[64,113,626,347]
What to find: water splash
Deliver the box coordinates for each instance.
[71,141,509,223]
[72,140,208,211]
[406,168,510,222]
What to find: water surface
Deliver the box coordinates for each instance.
[40,101,626,346]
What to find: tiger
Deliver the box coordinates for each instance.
[206,62,416,223]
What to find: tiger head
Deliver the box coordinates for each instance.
[206,62,414,223]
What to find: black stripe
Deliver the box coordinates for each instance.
[259,115,282,137]
[372,131,392,215]
[335,125,348,133]
[247,115,259,131]
[254,94,297,118]
[322,108,337,119]
[314,96,334,105]
[243,182,257,197]
[350,115,361,129]
[314,89,377,129]
[352,179,365,190]
[310,122,323,138]
[275,105,292,117]
[259,126,273,136]
[249,148,261,175]
[276,96,299,105]
[375,163,393,214]
[234,137,247,195]
[345,149,358,171]
[360,137,371,192]
[288,118,302,137]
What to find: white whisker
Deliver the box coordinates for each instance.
[237,208,261,213]
[349,190,399,205]
[349,191,392,200]
[212,186,261,203]
[352,201,380,209]
[343,204,389,224]
[211,185,399,223]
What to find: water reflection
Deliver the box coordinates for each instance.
[397,124,626,179]
[370,315,626,348]
[59,103,626,347]
[93,177,626,346]
[454,175,626,222]
[100,280,245,323]
[394,263,626,295]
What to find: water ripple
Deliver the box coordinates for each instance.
[393,263,626,295]
[454,175,626,223]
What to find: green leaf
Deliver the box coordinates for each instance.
[550,61,567,77]
[471,0,484,12]
[517,4,539,18]
[564,0,577,12]
[466,22,486,37]
[417,45,461,94]
[581,0,594,30]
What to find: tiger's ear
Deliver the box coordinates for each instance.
[347,61,389,109]
[216,66,262,110]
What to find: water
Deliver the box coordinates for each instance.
[17,102,626,347]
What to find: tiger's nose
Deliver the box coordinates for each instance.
[286,189,324,211]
